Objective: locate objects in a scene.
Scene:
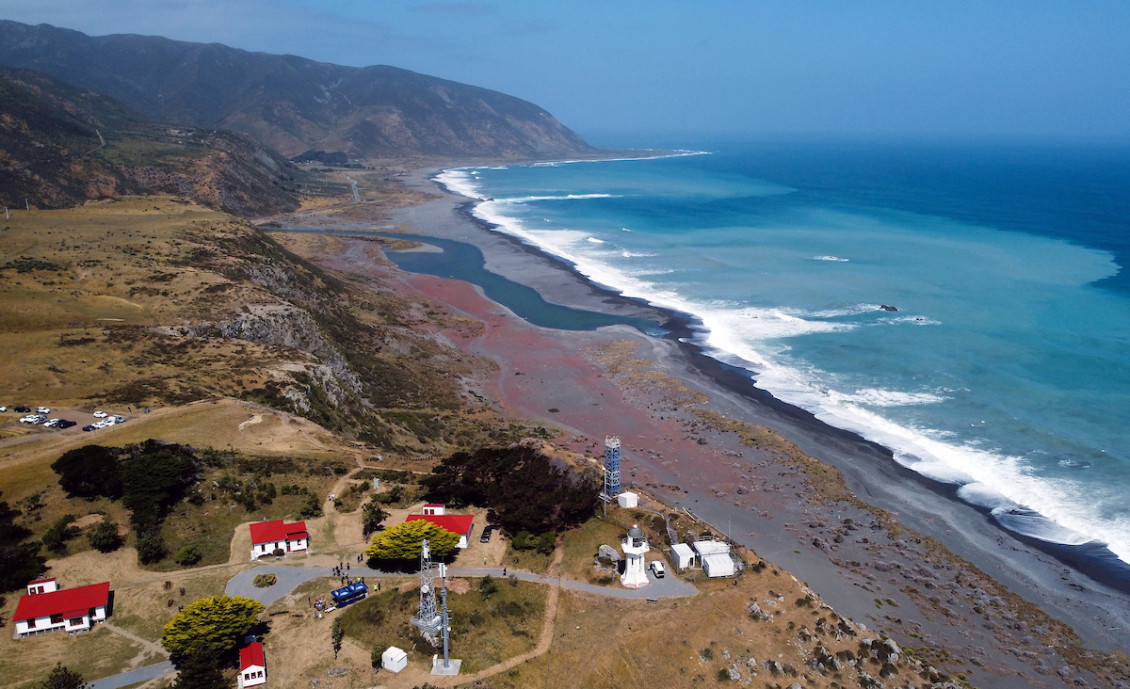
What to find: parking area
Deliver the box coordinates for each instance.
[1,404,135,436]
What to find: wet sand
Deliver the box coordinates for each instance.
[284,170,1130,689]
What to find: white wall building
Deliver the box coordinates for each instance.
[13,581,110,637]
[616,491,638,509]
[670,543,695,570]
[382,646,408,673]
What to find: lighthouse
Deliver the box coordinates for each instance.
[620,524,650,589]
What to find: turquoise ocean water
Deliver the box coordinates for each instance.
[434,140,1130,574]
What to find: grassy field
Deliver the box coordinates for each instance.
[336,577,548,674]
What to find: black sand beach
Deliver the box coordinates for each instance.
[377,172,1130,689]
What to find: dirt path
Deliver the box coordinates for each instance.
[102,622,169,665]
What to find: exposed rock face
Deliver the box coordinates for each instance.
[0,20,596,160]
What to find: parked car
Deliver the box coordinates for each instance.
[0,405,8,412]
[56,420,77,429]
[109,415,126,424]
[36,407,50,414]
[14,405,31,413]
[82,425,96,432]
[92,410,108,418]
[20,414,46,424]
[480,525,494,543]
[43,418,61,428]
[650,561,666,578]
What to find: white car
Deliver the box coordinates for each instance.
[36,407,50,414]
[92,410,108,418]
[93,419,111,429]
[21,414,47,424]
[0,406,7,412]
[650,561,666,578]
[20,414,39,423]
[109,415,126,423]
[43,418,61,428]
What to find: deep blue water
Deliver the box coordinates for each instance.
[436,140,1130,568]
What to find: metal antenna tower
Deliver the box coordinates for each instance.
[410,539,442,640]
[599,436,621,515]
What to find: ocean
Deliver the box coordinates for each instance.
[432,139,1130,574]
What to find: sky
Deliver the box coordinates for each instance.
[3,1,1130,145]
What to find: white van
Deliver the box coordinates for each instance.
[649,561,665,578]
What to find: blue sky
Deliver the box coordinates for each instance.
[3,1,1129,145]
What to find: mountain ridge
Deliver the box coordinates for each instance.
[0,20,595,160]
[0,66,302,215]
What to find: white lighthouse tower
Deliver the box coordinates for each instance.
[620,524,650,589]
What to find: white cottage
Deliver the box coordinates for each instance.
[13,580,111,637]
[249,520,309,559]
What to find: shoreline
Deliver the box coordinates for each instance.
[274,161,1130,687]
[429,169,1130,597]
[383,172,1130,651]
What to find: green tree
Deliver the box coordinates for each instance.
[41,515,79,554]
[37,663,88,689]
[364,520,458,561]
[174,544,202,566]
[161,595,265,663]
[87,519,122,553]
[0,492,46,592]
[51,445,123,499]
[331,617,344,659]
[169,641,227,689]
[361,502,388,537]
[135,530,167,564]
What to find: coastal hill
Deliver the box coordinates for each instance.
[0,20,595,160]
[0,67,302,215]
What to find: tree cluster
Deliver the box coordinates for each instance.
[0,492,46,592]
[51,440,201,563]
[422,446,598,536]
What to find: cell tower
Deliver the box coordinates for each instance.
[602,436,622,501]
[410,539,442,640]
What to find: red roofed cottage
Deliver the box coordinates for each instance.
[249,520,309,560]
[239,641,267,687]
[406,511,475,548]
[13,580,111,637]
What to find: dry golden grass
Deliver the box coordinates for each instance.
[0,621,145,689]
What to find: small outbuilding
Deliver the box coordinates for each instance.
[239,641,267,688]
[616,491,638,509]
[701,552,736,578]
[382,646,408,673]
[670,543,695,570]
[693,540,734,578]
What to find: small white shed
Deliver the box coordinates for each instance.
[670,543,695,570]
[702,552,736,578]
[382,646,408,673]
[617,491,638,508]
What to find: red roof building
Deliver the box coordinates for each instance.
[239,641,267,688]
[406,513,475,548]
[249,520,309,559]
[13,581,110,637]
